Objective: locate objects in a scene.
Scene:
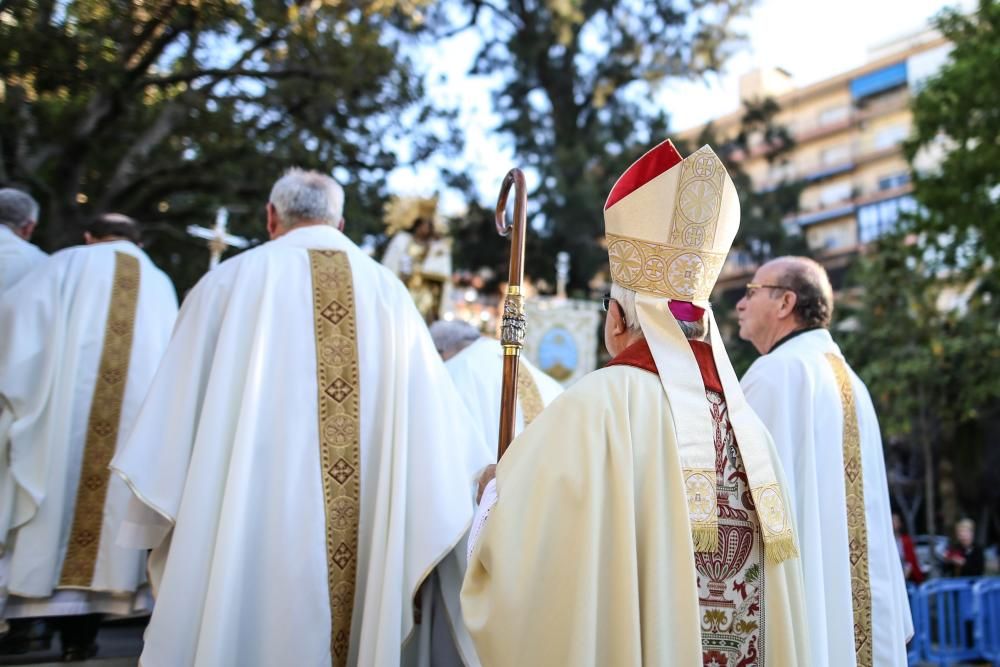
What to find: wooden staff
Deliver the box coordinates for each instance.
[494,169,527,460]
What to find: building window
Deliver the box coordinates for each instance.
[819,105,850,126]
[874,124,909,150]
[878,172,910,190]
[821,144,851,166]
[819,182,853,206]
[857,195,917,243]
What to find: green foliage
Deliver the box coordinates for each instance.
[904,0,1000,269]
[0,0,455,294]
[438,0,756,288]
[841,0,1000,534]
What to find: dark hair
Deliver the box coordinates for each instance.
[86,213,141,243]
[780,260,833,328]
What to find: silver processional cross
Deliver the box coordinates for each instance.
[186,208,250,270]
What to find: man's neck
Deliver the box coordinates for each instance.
[89,235,132,245]
[765,324,821,354]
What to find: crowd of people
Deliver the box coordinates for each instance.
[0,138,981,666]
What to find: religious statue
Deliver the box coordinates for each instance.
[380,195,452,323]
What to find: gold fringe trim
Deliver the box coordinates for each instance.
[684,468,717,552]
[692,523,719,553]
[750,482,797,565]
[763,532,799,566]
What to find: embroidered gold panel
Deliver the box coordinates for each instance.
[309,250,361,667]
[669,145,726,252]
[826,353,873,667]
[60,252,140,587]
[515,361,544,427]
[606,232,727,301]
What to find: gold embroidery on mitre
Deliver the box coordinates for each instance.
[750,482,798,565]
[516,361,544,426]
[606,233,727,301]
[685,468,719,552]
[826,353,873,667]
[59,252,140,588]
[669,145,727,251]
[310,250,361,667]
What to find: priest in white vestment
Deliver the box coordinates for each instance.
[738,256,912,667]
[111,169,491,667]
[0,189,47,293]
[0,213,177,659]
[462,141,810,666]
[430,320,563,440]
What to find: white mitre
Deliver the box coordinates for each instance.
[604,139,796,563]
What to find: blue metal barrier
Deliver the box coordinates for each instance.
[916,577,981,664]
[907,582,923,665]
[974,578,1000,663]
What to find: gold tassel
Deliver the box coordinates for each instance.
[692,523,719,553]
[763,532,799,565]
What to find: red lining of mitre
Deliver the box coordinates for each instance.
[604,139,683,210]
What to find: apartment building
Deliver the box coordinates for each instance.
[677,29,953,291]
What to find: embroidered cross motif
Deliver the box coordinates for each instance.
[332,542,353,570]
[321,301,349,324]
[329,458,355,485]
[325,378,353,403]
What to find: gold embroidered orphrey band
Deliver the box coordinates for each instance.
[516,360,544,426]
[606,232,727,302]
[310,250,361,667]
[59,252,140,587]
[826,353,873,667]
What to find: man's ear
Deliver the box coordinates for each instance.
[83,231,95,245]
[611,301,629,336]
[266,203,280,240]
[778,290,798,320]
[336,217,345,232]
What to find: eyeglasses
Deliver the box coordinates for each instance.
[744,283,793,299]
[602,295,612,312]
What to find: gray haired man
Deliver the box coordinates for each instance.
[0,188,47,292]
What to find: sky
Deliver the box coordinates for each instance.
[387,0,971,213]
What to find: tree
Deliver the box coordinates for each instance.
[841,0,1000,538]
[0,0,456,293]
[435,0,756,288]
[904,0,1000,269]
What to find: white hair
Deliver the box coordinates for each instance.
[0,188,39,229]
[429,320,480,357]
[610,282,706,340]
[268,168,344,229]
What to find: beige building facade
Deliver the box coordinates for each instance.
[677,29,953,291]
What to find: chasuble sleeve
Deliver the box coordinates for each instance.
[741,355,814,513]
[0,260,61,421]
[461,367,703,667]
[111,277,226,546]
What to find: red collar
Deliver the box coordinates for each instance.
[605,337,723,395]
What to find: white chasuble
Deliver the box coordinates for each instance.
[111,224,489,667]
[445,337,563,445]
[0,241,177,616]
[461,340,809,666]
[0,225,47,294]
[741,329,912,667]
